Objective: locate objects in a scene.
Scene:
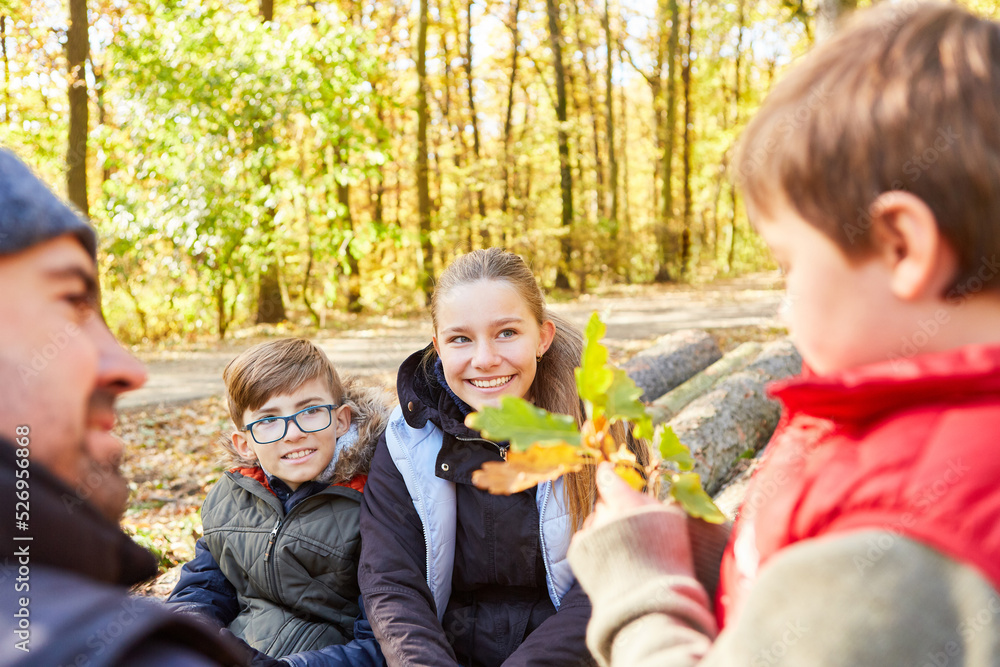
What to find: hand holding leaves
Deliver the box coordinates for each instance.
[468,312,725,524]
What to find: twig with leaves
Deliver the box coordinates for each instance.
[468,312,725,524]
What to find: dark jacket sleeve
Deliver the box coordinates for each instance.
[358,434,459,666]
[166,537,240,627]
[502,577,597,666]
[277,598,385,667]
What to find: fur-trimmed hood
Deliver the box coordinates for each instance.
[219,377,394,484]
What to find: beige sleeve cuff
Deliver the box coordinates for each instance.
[569,505,718,667]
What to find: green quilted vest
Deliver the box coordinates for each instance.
[201,468,363,658]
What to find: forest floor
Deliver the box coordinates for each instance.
[118,272,788,596]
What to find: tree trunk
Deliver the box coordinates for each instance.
[256,244,286,324]
[416,0,433,302]
[372,100,386,226]
[298,139,321,327]
[655,0,680,282]
[728,0,746,272]
[603,0,618,260]
[337,145,362,313]
[569,0,604,228]
[679,0,693,276]
[816,0,857,42]
[619,32,632,281]
[545,0,573,290]
[260,0,274,21]
[255,0,285,324]
[1,15,9,124]
[66,0,89,216]
[217,283,228,340]
[621,0,665,278]
[464,0,487,243]
[500,0,521,217]
[89,55,111,184]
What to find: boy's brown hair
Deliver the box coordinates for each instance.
[736,2,1000,295]
[223,338,345,430]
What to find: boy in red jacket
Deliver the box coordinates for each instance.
[568,3,1000,665]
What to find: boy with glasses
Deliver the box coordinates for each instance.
[169,338,390,666]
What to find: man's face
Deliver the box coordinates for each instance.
[0,235,147,521]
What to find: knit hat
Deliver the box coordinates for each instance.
[0,149,97,260]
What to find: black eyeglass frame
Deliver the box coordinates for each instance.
[242,404,340,445]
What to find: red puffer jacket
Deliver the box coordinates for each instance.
[718,344,1000,628]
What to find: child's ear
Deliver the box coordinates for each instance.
[432,336,440,357]
[869,191,958,301]
[538,319,556,357]
[333,405,353,437]
[232,430,257,463]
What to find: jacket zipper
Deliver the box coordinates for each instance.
[263,513,286,601]
[263,518,282,563]
[391,419,438,596]
[456,434,508,460]
[537,481,561,609]
[261,492,329,597]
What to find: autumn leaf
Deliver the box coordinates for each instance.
[468,312,725,525]
[631,414,655,442]
[604,368,646,422]
[580,414,616,457]
[614,465,646,492]
[575,313,613,414]
[656,424,694,471]
[472,444,589,495]
[670,472,726,524]
[465,396,581,452]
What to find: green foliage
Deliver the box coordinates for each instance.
[669,472,727,524]
[25,0,1000,337]
[470,313,725,523]
[656,425,695,471]
[578,313,654,438]
[576,313,614,411]
[466,397,582,451]
[92,1,389,340]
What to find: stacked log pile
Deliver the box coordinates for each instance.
[624,334,802,513]
[621,330,722,402]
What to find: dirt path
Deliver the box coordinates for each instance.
[120,273,784,409]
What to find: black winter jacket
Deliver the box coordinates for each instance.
[0,438,249,666]
[359,348,596,667]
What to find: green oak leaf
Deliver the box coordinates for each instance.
[631,414,655,442]
[575,313,613,411]
[466,396,581,452]
[604,368,647,422]
[656,424,695,471]
[670,472,727,524]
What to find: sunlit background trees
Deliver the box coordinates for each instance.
[4,0,998,342]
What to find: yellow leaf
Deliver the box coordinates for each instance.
[670,472,727,524]
[471,444,588,495]
[609,444,637,465]
[614,465,645,491]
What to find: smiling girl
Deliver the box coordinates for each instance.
[359,248,649,666]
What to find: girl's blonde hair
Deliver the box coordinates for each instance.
[429,248,650,530]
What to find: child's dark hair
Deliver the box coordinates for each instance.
[429,247,651,530]
[736,2,1000,295]
[219,338,389,477]
[223,338,344,430]
[220,338,344,469]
